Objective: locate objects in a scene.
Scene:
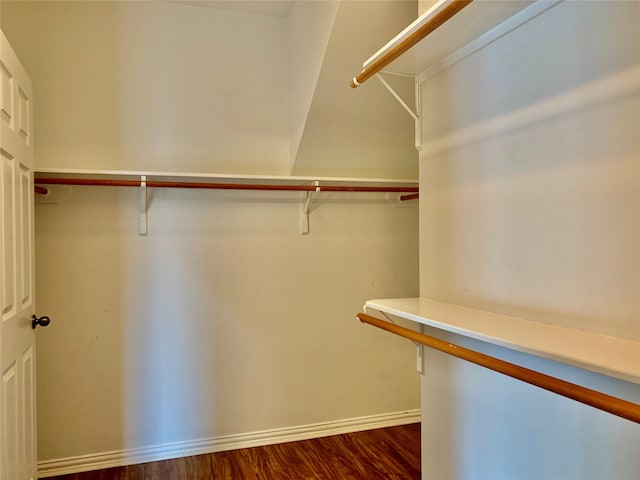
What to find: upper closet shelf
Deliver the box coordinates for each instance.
[351,0,555,86]
[35,168,418,236]
[364,298,640,385]
[34,168,418,190]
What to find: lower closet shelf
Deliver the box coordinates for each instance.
[364,297,639,384]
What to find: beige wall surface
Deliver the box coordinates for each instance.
[287,0,340,171]
[2,0,290,175]
[1,0,418,180]
[418,1,639,478]
[1,0,421,463]
[35,186,419,459]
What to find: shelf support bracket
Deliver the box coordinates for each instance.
[139,175,148,236]
[375,73,422,151]
[301,181,320,235]
[377,309,424,374]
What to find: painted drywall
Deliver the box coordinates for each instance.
[34,186,419,461]
[287,0,340,171]
[418,0,439,16]
[1,0,421,465]
[1,0,290,175]
[418,1,639,478]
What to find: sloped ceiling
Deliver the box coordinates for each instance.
[287,2,341,173]
[291,0,419,179]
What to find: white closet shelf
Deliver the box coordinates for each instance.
[352,0,558,85]
[364,297,640,385]
[34,169,419,236]
[34,168,418,188]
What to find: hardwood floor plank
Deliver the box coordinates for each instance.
[324,432,387,478]
[240,446,282,479]
[123,462,146,480]
[94,466,126,480]
[372,424,422,478]
[146,457,186,480]
[184,454,215,480]
[271,440,336,479]
[45,423,420,480]
[212,448,261,480]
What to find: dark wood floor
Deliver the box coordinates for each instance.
[47,423,421,480]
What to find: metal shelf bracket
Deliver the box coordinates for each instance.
[376,73,422,151]
[301,180,320,235]
[139,175,148,236]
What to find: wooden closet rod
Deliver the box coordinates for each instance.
[400,193,419,201]
[350,0,474,88]
[357,312,640,424]
[34,177,418,195]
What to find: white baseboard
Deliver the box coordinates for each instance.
[37,409,421,478]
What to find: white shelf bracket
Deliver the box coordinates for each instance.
[139,175,148,236]
[417,324,425,375]
[301,180,320,235]
[375,73,422,151]
[414,75,422,151]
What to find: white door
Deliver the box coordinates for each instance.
[0,30,37,480]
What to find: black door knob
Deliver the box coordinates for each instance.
[32,315,51,329]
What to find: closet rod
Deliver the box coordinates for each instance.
[350,0,474,88]
[400,193,419,201]
[34,177,418,195]
[357,312,640,424]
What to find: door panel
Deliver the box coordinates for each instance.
[20,164,32,307]
[0,61,14,127]
[17,88,29,142]
[22,345,35,477]
[1,151,16,320]
[0,29,36,480]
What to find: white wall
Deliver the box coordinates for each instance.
[2,0,290,175]
[287,0,340,171]
[418,0,439,16]
[420,2,640,480]
[34,186,419,461]
[419,1,639,478]
[1,0,420,466]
